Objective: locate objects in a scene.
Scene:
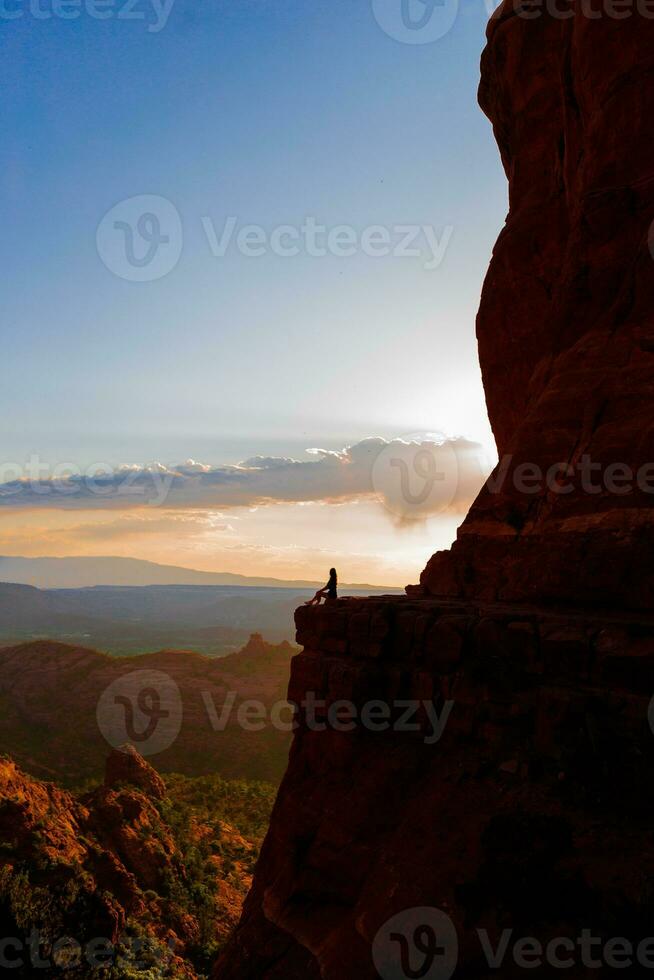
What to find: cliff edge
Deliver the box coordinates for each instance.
[215,9,654,978]
[423,3,654,607]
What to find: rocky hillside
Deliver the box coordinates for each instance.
[0,746,275,978]
[0,635,295,785]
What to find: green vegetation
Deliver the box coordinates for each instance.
[155,774,277,973]
[0,772,278,979]
[163,773,277,843]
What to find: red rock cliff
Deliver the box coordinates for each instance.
[215,11,654,979]
[422,4,654,608]
[216,596,654,978]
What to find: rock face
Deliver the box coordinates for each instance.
[104,744,167,800]
[215,598,654,977]
[215,10,654,980]
[0,752,197,978]
[421,4,654,609]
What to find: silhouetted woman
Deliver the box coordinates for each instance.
[306,568,338,606]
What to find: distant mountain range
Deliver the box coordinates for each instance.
[0,578,403,656]
[0,634,296,785]
[0,555,398,591]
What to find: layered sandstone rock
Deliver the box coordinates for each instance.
[215,9,654,979]
[216,598,654,977]
[422,2,654,608]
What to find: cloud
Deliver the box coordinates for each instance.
[60,512,235,542]
[0,510,235,552]
[0,437,492,520]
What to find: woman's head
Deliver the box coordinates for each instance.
[330,567,337,579]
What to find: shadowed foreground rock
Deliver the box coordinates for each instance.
[104,743,166,800]
[215,8,654,979]
[0,750,197,977]
[216,598,654,977]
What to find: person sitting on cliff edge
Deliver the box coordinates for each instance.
[305,568,338,606]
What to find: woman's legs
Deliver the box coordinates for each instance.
[305,589,328,606]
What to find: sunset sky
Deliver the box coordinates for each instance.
[2,0,507,586]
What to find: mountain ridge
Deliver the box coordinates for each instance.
[0,579,402,656]
[0,555,400,591]
[0,635,297,786]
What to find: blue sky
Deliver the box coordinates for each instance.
[0,0,507,584]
